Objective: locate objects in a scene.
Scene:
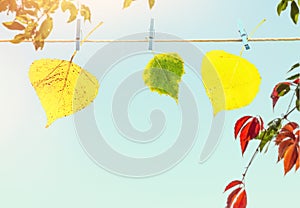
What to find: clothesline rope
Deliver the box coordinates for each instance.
[0,37,300,43]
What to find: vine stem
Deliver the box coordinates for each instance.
[242,146,259,182]
[240,97,297,182]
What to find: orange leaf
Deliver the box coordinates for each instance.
[224,180,243,192]
[296,146,300,171]
[278,139,293,161]
[276,132,296,145]
[284,144,298,175]
[282,122,299,133]
[233,190,247,208]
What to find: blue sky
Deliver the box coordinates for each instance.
[0,0,299,207]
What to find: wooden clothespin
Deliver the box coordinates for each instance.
[148,18,155,51]
[76,19,81,51]
[237,20,250,50]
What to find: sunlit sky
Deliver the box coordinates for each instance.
[0,0,299,208]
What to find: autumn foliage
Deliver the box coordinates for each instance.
[234,116,264,155]
[275,122,300,174]
[225,64,299,208]
[224,180,247,208]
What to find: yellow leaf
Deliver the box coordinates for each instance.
[201,50,261,115]
[39,16,53,39]
[61,0,78,23]
[123,0,133,9]
[10,33,25,44]
[148,0,155,9]
[29,59,99,127]
[80,4,91,22]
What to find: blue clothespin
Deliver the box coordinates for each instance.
[148,18,155,51]
[237,20,250,50]
[76,19,81,51]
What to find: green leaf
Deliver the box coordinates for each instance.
[258,118,282,152]
[123,0,133,8]
[61,0,78,23]
[80,4,91,22]
[286,73,300,80]
[291,1,299,24]
[288,63,300,72]
[277,82,291,97]
[10,33,26,44]
[2,21,25,30]
[277,0,288,15]
[143,53,185,102]
[296,98,300,111]
[148,0,155,9]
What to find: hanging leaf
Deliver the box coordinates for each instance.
[288,63,300,72]
[286,73,299,81]
[29,59,99,127]
[123,0,133,8]
[10,33,26,44]
[277,0,288,15]
[61,0,78,23]
[258,118,282,152]
[39,16,53,39]
[80,4,91,22]
[224,181,247,208]
[234,116,264,155]
[143,53,185,102]
[233,190,247,208]
[291,1,299,24]
[284,144,298,174]
[2,21,25,30]
[275,122,300,174]
[201,50,261,115]
[148,0,155,9]
[271,82,291,109]
[224,180,243,192]
[0,0,9,12]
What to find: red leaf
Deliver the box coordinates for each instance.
[282,122,299,133]
[226,188,242,208]
[224,180,243,192]
[233,190,247,208]
[234,116,252,138]
[293,78,300,84]
[248,117,260,139]
[240,121,253,155]
[258,116,264,131]
[284,144,298,175]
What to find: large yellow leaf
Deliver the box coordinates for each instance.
[201,50,261,115]
[29,59,99,127]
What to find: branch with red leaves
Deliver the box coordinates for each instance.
[224,64,299,208]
